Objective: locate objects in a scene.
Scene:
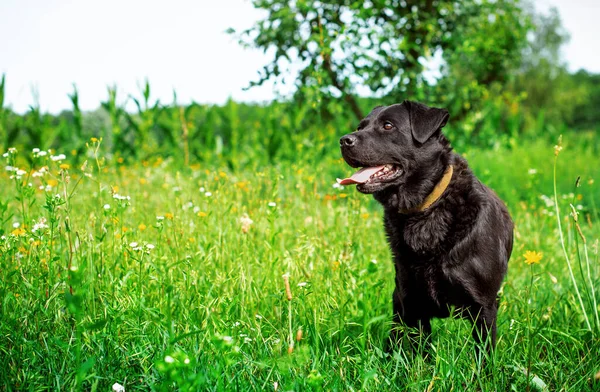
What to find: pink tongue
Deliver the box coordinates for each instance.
[337,166,385,185]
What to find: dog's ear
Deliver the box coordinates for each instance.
[404,100,449,144]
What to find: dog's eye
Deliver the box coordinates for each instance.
[383,122,394,130]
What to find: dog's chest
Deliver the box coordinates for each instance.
[385,209,453,256]
[385,210,459,306]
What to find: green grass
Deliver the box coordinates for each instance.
[1,137,599,391]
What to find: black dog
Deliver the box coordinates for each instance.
[339,101,513,352]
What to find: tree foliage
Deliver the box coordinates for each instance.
[234,0,532,122]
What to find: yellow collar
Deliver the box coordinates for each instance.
[400,165,454,214]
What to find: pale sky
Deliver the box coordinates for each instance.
[1,0,598,114]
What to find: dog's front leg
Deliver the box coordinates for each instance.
[387,288,432,354]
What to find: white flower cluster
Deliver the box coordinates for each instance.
[129,242,155,252]
[33,148,48,158]
[31,166,48,177]
[32,217,49,233]
[112,194,131,201]
[2,147,17,158]
[5,166,27,180]
[199,187,212,197]
[50,154,67,162]
[540,195,554,208]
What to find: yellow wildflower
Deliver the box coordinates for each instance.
[524,250,543,265]
[59,163,70,170]
[197,211,207,217]
[11,227,26,236]
[165,213,174,220]
[138,223,147,231]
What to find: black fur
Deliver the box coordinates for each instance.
[340,101,513,352]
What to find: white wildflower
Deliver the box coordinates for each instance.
[32,166,48,177]
[146,243,155,250]
[164,355,175,363]
[205,191,212,197]
[112,194,131,201]
[112,383,125,392]
[332,182,343,189]
[240,213,253,233]
[50,154,66,162]
[103,204,111,210]
[540,195,554,208]
[32,218,49,233]
[268,202,277,207]
[528,168,537,175]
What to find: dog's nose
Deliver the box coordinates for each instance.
[340,134,357,147]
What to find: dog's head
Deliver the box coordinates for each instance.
[339,101,451,209]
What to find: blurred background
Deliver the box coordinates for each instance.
[0,0,598,165]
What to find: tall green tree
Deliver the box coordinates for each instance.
[234,0,532,121]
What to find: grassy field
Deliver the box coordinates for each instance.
[1,136,599,391]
